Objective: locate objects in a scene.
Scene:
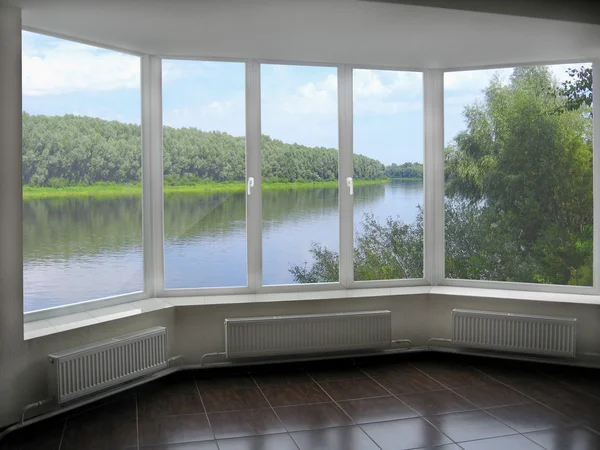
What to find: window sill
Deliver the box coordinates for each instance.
[24,298,173,339]
[430,285,600,305]
[23,287,430,340]
[23,285,600,340]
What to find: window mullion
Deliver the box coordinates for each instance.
[423,69,445,286]
[593,61,599,291]
[338,65,354,287]
[246,60,262,291]
[141,55,165,297]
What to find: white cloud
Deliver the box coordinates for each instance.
[444,62,593,96]
[260,74,338,147]
[275,78,338,117]
[354,69,422,99]
[354,70,392,97]
[353,69,423,116]
[162,60,186,83]
[163,98,244,136]
[162,60,217,84]
[355,99,422,116]
[270,69,425,120]
[208,100,234,115]
[444,68,512,93]
[22,39,140,96]
[323,74,337,91]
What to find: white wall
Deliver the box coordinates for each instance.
[3,294,600,428]
[0,3,26,432]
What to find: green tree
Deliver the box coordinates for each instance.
[385,162,423,179]
[22,113,387,186]
[290,211,423,283]
[445,66,592,285]
[557,66,593,114]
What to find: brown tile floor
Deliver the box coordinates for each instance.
[3,353,600,449]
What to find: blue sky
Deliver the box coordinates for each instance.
[23,31,589,166]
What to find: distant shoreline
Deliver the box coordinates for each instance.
[22,178,422,200]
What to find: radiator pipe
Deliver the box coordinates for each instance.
[20,397,55,425]
[0,365,182,443]
[196,345,426,370]
[391,339,412,349]
[427,337,452,349]
[168,355,185,366]
[200,351,227,367]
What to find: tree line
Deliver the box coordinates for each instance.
[384,162,423,179]
[22,113,391,186]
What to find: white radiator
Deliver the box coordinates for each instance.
[452,309,576,358]
[225,311,391,359]
[48,327,168,404]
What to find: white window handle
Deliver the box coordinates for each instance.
[247,177,255,195]
[346,177,353,196]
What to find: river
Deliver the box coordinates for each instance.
[23,179,423,312]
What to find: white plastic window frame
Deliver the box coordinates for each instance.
[158,59,431,298]
[345,65,431,289]
[21,30,600,322]
[438,59,600,295]
[22,28,147,323]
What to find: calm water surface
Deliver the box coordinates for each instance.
[23,180,423,312]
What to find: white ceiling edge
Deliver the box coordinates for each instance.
[8,0,600,69]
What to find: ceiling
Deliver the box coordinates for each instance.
[364,0,600,25]
[7,0,600,68]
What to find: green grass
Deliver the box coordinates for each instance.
[22,179,391,200]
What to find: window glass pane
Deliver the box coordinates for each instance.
[162,61,246,289]
[22,31,142,312]
[261,64,339,285]
[444,64,593,285]
[352,69,424,281]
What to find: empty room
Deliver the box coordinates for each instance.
[1,0,600,449]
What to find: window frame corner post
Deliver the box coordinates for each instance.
[141,54,165,297]
[423,69,445,286]
[593,60,599,291]
[338,64,354,287]
[246,59,263,291]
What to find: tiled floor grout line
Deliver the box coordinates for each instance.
[21,358,600,450]
[248,372,301,450]
[357,366,476,449]
[466,365,589,423]
[542,370,600,403]
[406,361,564,448]
[375,361,600,448]
[451,434,545,449]
[357,367,423,418]
[193,373,218,444]
[405,362,494,446]
[56,417,68,450]
[192,400,339,414]
[426,363,561,448]
[464,364,597,447]
[306,370,387,450]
